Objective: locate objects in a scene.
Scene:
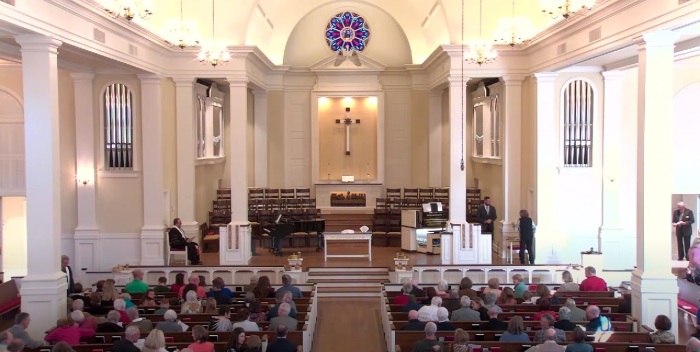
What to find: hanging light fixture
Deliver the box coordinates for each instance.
[197,0,230,67]
[162,0,200,50]
[493,0,536,47]
[465,0,498,65]
[100,0,153,21]
[541,0,596,20]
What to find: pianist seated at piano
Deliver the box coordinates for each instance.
[169,218,201,265]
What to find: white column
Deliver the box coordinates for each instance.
[15,34,67,337]
[221,80,251,265]
[139,74,166,265]
[534,73,559,264]
[71,72,99,280]
[499,76,524,260]
[631,31,680,339]
[173,77,198,240]
[428,89,443,187]
[599,71,633,270]
[253,89,268,187]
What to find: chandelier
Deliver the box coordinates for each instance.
[493,0,535,47]
[541,0,596,20]
[465,0,497,65]
[100,0,153,21]
[198,0,230,67]
[162,0,200,49]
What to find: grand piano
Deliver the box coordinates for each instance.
[264,214,325,256]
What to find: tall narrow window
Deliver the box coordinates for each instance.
[103,83,133,170]
[472,81,500,160]
[562,79,594,167]
[196,94,206,158]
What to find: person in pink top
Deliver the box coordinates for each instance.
[579,266,608,291]
[187,325,215,352]
[533,299,558,321]
[393,282,412,306]
[179,274,207,300]
[45,318,94,345]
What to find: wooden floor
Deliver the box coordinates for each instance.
[311,298,387,352]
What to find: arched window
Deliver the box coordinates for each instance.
[562,79,594,167]
[103,83,134,170]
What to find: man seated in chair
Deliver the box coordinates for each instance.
[169,218,201,265]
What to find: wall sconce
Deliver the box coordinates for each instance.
[76,171,93,186]
[76,177,90,186]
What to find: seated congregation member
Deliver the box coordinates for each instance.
[44,318,94,345]
[484,278,502,296]
[266,325,297,352]
[436,307,455,331]
[402,310,426,331]
[121,293,136,309]
[412,322,444,352]
[499,316,530,342]
[232,308,260,332]
[554,307,577,331]
[471,297,489,321]
[534,314,565,343]
[253,275,275,299]
[480,307,508,331]
[140,289,158,307]
[101,280,119,307]
[649,314,675,344]
[6,340,24,352]
[204,298,217,314]
[179,274,207,300]
[513,274,528,298]
[208,277,233,305]
[210,306,233,332]
[267,291,297,320]
[497,287,518,305]
[246,335,262,352]
[559,271,580,292]
[113,299,132,323]
[451,296,480,322]
[585,306,611,332]
[52,341,75,352]
[70,309,97,332]
[394,282,413,306]
[579,267,607,292]
[141,329,168,352]
[536,284,560,305]
[565,299,586,322]
[225,327,247,352]
[111,326,142,352]
[155,298,176,315]
[181,290,203,314]
[418,296,442,322]
[171,273,186,294]
[96,311,124,333]
[422,287,438,305]
[275,274,302,298]
[436,280,450,298]
[188,325,215,352]
[565,327,592,352]
[68,283,86,304]
[482,292,502,313]
[87,292,108,315]
[154,277,171,293]
[155,310,182,333]
[169,218,201,265]
[403,294,423,312]
[451,328,472,352]
[529,328,565,352]
[533,299,558,321]
[268,303,297,332]
[443,289,461,314]
[521,290,534,304]
[458,277,478,299]
[244,293,267,322]
[126,307,153,333]
[0,331,12,351]
[411,279,427,298]
[124,269,149,293]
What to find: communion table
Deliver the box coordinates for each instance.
[324,232,373,262]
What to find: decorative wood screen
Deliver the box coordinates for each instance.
[562,80,594,167]
[103,83,133,170]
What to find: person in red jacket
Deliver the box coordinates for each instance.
[393,282,412,306]
[44,318,94,345]
[579,266,608,291]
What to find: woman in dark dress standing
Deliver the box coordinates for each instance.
[515,210,536,265]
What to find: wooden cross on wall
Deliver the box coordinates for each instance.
[335,107,360,155]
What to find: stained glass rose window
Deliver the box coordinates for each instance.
[325,12,371,52]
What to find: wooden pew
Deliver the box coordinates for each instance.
[387,330,653,343]
[388,311,629,322]
[387,303,621,313]
[130,315,306,331]
[85,331,303,345]
[389,320,635,332]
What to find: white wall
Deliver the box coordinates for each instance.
[2,197,26,278]
[672,82,700,194]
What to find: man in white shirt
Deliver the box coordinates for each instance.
[417,296,442,322]
[232,308,260,332]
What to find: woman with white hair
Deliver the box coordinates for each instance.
[96,310,124,332]
[113,298,132,324]
[436,280,450,299]
[155,310,182,333]
[483,278,502,296]
[181,290,202,314]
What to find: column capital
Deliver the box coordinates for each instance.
[171,76,196,86]
[602,70,626,81]
[447,76,469,86]
[533,72,557,83]
[226,77,249,88]
[642,30,680,48]
[500,74,526,85]
[69,72,95,82]
[15,34,62,51]
[138,73,165,84]
[252,88,268,97]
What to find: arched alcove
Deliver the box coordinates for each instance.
[283,3,412,67]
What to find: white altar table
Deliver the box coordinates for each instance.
[324,233,373,261]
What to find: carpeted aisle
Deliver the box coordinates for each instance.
[311,297,387,352]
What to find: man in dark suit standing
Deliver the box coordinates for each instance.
[266,325,297,352]
[673,202,695,261]
[476,196,498,234]
[61,255,74,296]
[169,218,201,265]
